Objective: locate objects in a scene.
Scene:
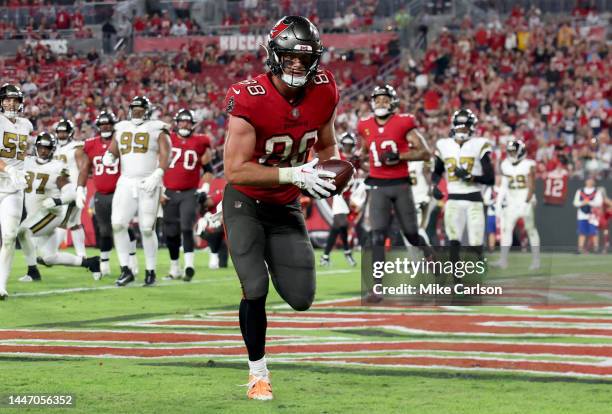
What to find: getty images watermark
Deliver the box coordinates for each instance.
[371,257,502,296]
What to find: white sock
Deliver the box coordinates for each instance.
[0,238,16,292]
[45,252,82,266]
[141,230,158,272]
[101,250,110,261]
[170,260,180,275]
[55,227,67,248]
[129,238,137,255]
[184,252,194,268]
[71,227,87,258]
[248,356,268,377]
[18,231,37,266]
[113,228,131,267]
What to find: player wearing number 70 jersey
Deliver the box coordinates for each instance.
[162,108,212,282]
[101,96,171,287]
[76,111,139,278]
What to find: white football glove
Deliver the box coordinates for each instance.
[75,186,87,209]
[279,158,336,199]
[4,165,26,189]
[42,197,62,210]
[140,168,164,193]
[102,151,116,167]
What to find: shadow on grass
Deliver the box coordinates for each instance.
[139,360,612,385]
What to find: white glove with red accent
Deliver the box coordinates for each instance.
[279,158,336,199]
[5,165,26,189]
[101,151,116,167]
[140,168,164,194]
[75,186,87,209]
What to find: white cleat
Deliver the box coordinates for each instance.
[208,252,219,270]
[92,272,103,281]
[19,275,35,282]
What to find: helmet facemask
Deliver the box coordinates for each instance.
[34,134,57,164]
[370,85,399,118]
[174,109,196,137]
[1,97,22,121]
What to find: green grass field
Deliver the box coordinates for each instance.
[1,248,611,414]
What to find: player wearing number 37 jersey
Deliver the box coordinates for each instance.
[222,16,340,400]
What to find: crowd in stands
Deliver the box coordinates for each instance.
[1,4,610,180]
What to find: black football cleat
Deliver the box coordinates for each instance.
[116,266,135,286]
[36,256,52,267]
[183,267,195,282]
[143,270,156,287]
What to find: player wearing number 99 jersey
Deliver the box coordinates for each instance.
[102,96,171,288]
[222,15,341,400]
[77,111,138,278]
[162,108,212,281]
[357,84,433,302]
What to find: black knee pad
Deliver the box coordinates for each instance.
[163,220,180,238]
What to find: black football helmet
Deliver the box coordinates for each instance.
[95,110,117,139]
[128,96,152,124]
[54,119,75,144]
[34,132,58,163]
[339,132,356,154]
[265,16,323,88]
[370,85,399,118]
[0,83,24,119]
[506,139,526,163]
[174,108,196,138]
[451,108,478,140]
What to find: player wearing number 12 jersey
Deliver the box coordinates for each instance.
[76,111,138,278]
[358,84,433,302]
[162,108,211,282]
[223,16,340,400]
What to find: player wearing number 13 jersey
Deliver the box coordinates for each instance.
[223,16,341,400]
[162,108,211,282]
[102,96,171,288]
[357,84,433,303]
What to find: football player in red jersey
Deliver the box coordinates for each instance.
[358,84,433,301]
[223,16,341,400]
[76,111,138,278]
[162,108,212,282]
[320,132,359,267]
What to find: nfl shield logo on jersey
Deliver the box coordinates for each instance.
[291,108,300,119]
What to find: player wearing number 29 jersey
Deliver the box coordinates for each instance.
[222,16,343,400]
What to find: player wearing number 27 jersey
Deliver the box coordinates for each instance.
[222,16,342,400]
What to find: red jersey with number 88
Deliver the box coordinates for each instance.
[163,132,211,191]
[83,136,120,194]
[358,113,417,180]
[223,69,339,205]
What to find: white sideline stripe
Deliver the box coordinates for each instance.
[11,279,224,297]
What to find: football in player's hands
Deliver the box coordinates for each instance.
[432,186,444,200]
[316,159,355,197]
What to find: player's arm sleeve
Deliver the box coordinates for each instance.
[573,190,582,207]
[223,85,252,124]
[431,155,445,186]
[472,152,494,185]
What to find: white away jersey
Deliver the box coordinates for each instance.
[409,160,430,203]
[435,137,491,195]
[55,140,84,184]
[0,114,33,193]
[500,158,536,204]
[114,120,168,178]
[22,156,69,215]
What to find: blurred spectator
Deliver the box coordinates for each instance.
[101,19,117,54]
[55,7,70,30]
[170,19,188,37]
[573,176,603,253]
